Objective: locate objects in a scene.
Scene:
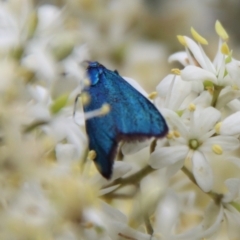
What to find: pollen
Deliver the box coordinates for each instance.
[206,86,214,95]
[177,35,187,47]
[232,85,239,90]
[171,68,181,75]
[148,91,158,100]
[88,150,97,160]
[84,78,91,87]
[167,132,174,139]
[191,27,208,45]
[215,20,229,41]
[215,122,222,134]
[212,144,223,155]
[188,103,196,112]
[81,92,91,105]
[221,42,230,55]
[173,130,180,138]
[100,103,111,115]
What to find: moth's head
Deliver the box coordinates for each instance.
[86,61,104,86]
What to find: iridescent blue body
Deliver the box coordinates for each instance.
[84,62,168,179]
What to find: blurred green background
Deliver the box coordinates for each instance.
[35,0,240,92]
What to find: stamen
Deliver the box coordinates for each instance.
[167,132,174,139]
[212,144,223,155]
[221,42,230,55]
[84,104,110,119]
[191,27,208,45]
[84,78,91,87]
[214,122,222,134]
[188,103,196,112]
[215,20,229,41]
[206,86,214,95]
[88,150,96,160]
[171,68,181,75]
[81,92,91,105]
[232,85,239,90]
[173,130,180,138]
[100,103,111,115]
[177,35,187,47]
[148,91,158,100]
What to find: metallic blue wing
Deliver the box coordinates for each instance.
[84,61,168,179]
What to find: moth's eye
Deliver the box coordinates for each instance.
[88,67,103,86]
[88,61,100,68]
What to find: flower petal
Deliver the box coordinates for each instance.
[224,205,240,240]
[55,143,78,163]
[227,99,240,112]
[220,111,240,135]
[199,107,221,134]
[189,107,221,140]
[155,190,180,237]
[201,136,239,152]
[192,151,213,192]
[176,203,223,239]
[121,140,151,155]
[222,178,240,203]
[161,108,189,139]
[167,76,192,110]
[149,145,188,169]
[227,157,240,168]
[226,58,240,89]
[216,88,240,109]
[184,36,215,73]
[156,74,175,98]
[168,51,189,66]
[181,65,218,84]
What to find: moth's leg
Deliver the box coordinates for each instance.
[73,93,81,118]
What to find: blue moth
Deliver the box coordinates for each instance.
[83,61,168,179]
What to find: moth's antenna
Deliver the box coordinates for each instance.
[73,93,81,118]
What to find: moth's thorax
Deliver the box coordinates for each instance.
[87,61,105,86]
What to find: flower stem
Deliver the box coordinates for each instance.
[103,165,154,191]
[211,85,223,107]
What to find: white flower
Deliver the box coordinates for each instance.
[7,182,55,226]
[150,107,239,192]
[176,33,229,87]
[153,190,223,240]
[36,5,62,34]
[0,0,32,53]
[44,115,87,159]
[220,179,240,239]
[27,85,87,161]
[83,201,152,240]
[156,74,194,110]
[216,111,240,136]
[172,26,240,112]
[154,190,180,239]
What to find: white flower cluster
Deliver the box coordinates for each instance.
[146,21,240,239]
[1,0,240,239]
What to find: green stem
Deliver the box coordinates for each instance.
[211,85,223,107]
[144,214,154,235]
[23,120,48,133]
[103,165,154,190]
